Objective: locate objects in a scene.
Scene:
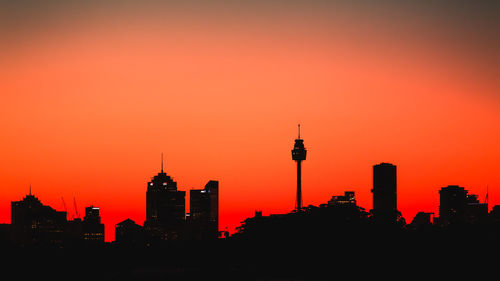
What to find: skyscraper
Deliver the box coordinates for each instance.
[11,190,67,246]
[189,180,219,239]
[372,163,397,223]
[291,124,307,211]
[82,206,104,243]
[144,156,186,239]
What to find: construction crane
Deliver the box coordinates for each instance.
[74,197,80,219]
[485,186,489,205]
[61,197,68,215]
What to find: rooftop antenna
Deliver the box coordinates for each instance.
[161,153,164,173]
[29,184,31,195]
[485,185,489,205]
[298,124,301,139]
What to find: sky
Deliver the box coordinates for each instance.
[1,1,499,241]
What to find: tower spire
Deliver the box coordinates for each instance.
[161,153,164,173]
[298,124,301,139]
[29,184,31,196]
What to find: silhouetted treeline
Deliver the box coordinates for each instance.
[233,204,407,241]
[226,203,500,280]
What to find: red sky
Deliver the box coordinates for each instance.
[1,3,499,241]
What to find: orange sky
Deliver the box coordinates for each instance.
[1,3,499,241]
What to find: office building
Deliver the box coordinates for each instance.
[82,206,105,243]
[144,157,186,240]
[11,190,67,246]
[372,163,397,223]
[188,180,219,239]
[437,185,487,225]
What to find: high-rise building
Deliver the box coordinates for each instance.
[144,156,186,239]
[84,206,101,223]
[291,124,307,211]
[372,163,397,223]
[189,180,219,239]
[11,190,67,246]
[438,185,468,225]
[82,206,104,243]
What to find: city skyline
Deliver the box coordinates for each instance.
[2,147,494,242]
[1,1,499,243]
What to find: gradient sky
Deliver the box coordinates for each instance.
[1,1,499,241]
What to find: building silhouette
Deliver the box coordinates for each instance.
[115,219,145,246]
[371,163,397,223]
[144,156,186,240]
[57,205,105,245]
[82,206,105,243]
[490,205,500,222]
[291,124,307,211]
[328,191,356,206]
[438,185,468,225]
[188,180,219,239]
[11,190,67,246]
[465,194,488,223]
[437,185,488,225]
[410,212,434,229]
[0,224,10,246]
[66,218,84,245]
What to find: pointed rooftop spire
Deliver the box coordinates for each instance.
[161,153,164,173]
[298,124,301,139]
[29,184,31,195]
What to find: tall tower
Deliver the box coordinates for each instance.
[145,155,186,232]
[372,163,397,223]
[291,124,307,211]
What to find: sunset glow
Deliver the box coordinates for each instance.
[1,2,499,241]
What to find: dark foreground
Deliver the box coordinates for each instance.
[1,233,498,281]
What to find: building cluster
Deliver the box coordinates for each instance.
[0,162,219,247]
[411,185,491,228]
[328,162,495,229]
[115,165,219,245]
[3,191,105,247]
